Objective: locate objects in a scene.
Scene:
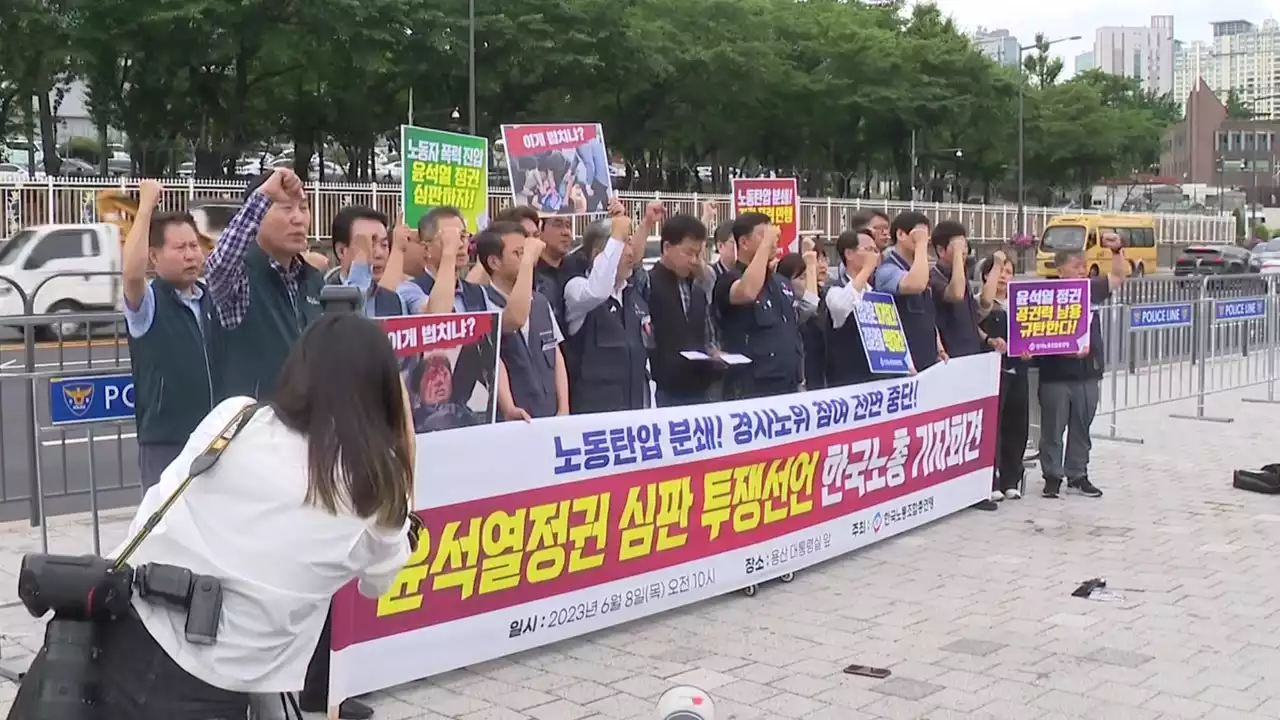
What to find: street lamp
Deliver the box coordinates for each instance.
[467,0,476,136]
[1017,34,1081,239]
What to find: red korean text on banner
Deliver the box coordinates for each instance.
[382,313,496,356]
[502,124,601,158]
[331,396,996,648]
[732,177,800,256]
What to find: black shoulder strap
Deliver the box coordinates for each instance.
[112,401,265,569]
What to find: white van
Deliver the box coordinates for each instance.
[0,223,123,338]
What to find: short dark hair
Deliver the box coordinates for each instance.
[713,222,734,248]
[494,205,540,228]
[243,171,273,201]
[979,252,1014,280]
[272,313,412,528]
[930,220,967,252]
[148,211,198,249]
[331,205,389,250]
[1054,249,1084,268]
[890,211,931,243]
[850,209,889,230]
[835,229,873,263]
[775,253,806,280]
[731,212,771,243]
[474,221,526,275]
[660,214,708,249]
[418,205,464,241]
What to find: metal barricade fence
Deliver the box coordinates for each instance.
[1089,273,1280,445]
[1,270,1276,543]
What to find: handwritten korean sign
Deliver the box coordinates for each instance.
[732,177,800,255]
[852,291,912,373]
[401,125,489,232]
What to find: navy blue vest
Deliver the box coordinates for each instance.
[823,277,875,388]
[718,265,803,391]
[127,279,215,445]
[210,247,324,402]
[486,287,559,418]
[884,251,939,372]
[413,272,488,313]
[566,285,649,415]
[324,270,405,317]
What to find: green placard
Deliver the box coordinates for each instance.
[400,125,489,232]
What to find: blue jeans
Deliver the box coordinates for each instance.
[655,389,708,407]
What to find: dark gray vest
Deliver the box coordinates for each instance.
[127,279,215,444]
[486,287,558,418]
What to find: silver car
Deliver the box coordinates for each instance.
[1251,239,1280,274]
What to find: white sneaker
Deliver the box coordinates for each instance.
[1004,488,1022,500]
[990,491,1005,502]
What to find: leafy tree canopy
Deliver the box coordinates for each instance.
[0,0,1182,203]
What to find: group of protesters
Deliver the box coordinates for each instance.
[109,166,1131,718]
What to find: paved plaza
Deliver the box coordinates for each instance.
[0,388,1278,719]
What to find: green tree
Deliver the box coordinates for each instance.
[1224,89,1253,119]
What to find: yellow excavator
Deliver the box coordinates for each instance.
[94,189,330,271]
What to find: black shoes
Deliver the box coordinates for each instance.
[1042,476,1062,498]
[299,697,374,719]
[1067,477,1103,498]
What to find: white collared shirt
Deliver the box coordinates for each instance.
[115,397,410,693]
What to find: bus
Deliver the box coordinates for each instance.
[1035,213,1157,278]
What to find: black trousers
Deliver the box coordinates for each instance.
[298,608,332,708]
[8,609,248,720]
[994,369,1031,492]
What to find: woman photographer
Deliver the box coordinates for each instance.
[10,313,416,719]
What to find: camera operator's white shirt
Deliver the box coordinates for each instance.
[112,396,411,693]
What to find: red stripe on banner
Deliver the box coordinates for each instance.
[331,396,998,650]
[501,124,601,156]
[382,313,495,356]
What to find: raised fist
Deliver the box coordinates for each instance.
[138,180,163,208]
[261,168,303,203]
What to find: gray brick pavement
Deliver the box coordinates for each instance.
[1,387,1279,719]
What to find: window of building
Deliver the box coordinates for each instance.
[1245,132,1255,151]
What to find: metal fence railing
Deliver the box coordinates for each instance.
[2,177,1237,247]
[1,271,1276,552]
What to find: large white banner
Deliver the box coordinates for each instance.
[328,353,1001,703]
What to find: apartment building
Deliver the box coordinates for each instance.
[1173,19,1280,120]
[972,27,1020,68]
[1094,15,1176,95]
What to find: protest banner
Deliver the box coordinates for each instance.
[1006,279,1091,357]
[732,178,800,256]
[500,123,614,216]
[400,125,489,232]
[327,354,1000,702]
[383,312,501,432]
[853,291,912,374]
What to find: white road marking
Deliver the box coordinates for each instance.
[41,432,136,448]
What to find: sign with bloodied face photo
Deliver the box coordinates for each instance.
[381,312,501,433]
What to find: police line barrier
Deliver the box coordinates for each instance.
[1093,273,1280,443]
[1,177,1235,247]
[326,353,1001,704]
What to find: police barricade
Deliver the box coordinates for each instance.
[1090,273,1280,443]
[0,271,138,545]
[325,354,1001,705]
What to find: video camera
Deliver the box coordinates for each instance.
[320,284,364,315]
[16,555,224,720]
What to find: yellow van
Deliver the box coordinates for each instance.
[1035,214,1157,278]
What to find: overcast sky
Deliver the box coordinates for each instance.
[927,1,1277,75]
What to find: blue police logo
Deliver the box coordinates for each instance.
[872,511,883,534]
[61,383,96,418]
[1130,309,1141,325]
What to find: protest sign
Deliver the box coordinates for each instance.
[1006,279,1091,357]
[382,312,501,432]
[732,178,800,255]
[400,125,489,232]
[852,291,912,373]
[327,354,1000,702]
[500,123,614,216]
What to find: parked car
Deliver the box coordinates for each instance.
[1250,239,1280,275]
[1173,245,1253,276]
[0,223,123,338]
